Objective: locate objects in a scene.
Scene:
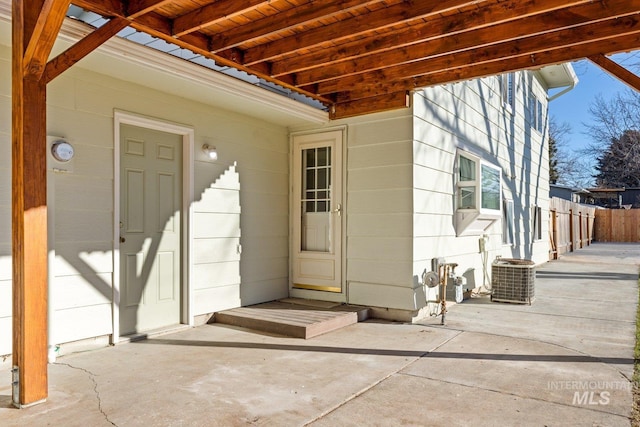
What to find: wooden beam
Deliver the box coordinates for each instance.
[71,0,125,17]
[172,0,269,38]
[209,0,381,52]
[338,33,640,102]
[126,0,173,19]
[271,0,592,76]
[292,0,639,86]
[330,91,410,119]
[589,54,640,91]
[241,0,483,65]
[316,14,640,95]
[12,0,50,407]
[44,17,130,84]
[22,0,71,78]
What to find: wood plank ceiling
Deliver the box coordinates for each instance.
[54,0,640,117]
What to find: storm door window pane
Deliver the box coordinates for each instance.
[301,147,331,213]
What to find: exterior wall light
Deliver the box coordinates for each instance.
[202,144,217,160]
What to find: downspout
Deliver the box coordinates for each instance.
[547,81,576,102]
[547,63,579,102]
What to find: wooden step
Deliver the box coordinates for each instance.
[214,300,369,339]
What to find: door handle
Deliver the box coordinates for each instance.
[333,204,342,217]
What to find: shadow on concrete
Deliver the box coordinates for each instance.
[0,394,11,408]
[133,337,633,365]
[536,271,638,280]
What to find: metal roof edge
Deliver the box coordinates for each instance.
[0,2,329,126]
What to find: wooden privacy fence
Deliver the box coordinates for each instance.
[549,197,596,260]
[594,209,640,242]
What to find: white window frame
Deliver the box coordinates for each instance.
[502,199,515,245]
[500,73,515,114]
[528,91,545,133]
[532,205,543,241]
[456,151,502,216]
[455,150,502,236]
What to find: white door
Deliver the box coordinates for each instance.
[119,124,182,335]
[292,131,343,292]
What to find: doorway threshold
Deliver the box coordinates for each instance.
[214,299,369,339]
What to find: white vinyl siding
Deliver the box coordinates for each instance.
[292,70,551,313]
[413,72,550,293]
[344,113,414,308]
[0,42,291,354]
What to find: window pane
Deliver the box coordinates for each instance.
[537,100,543,132]
[532,206,542,240]
[503,199,514,244]
[459,186,476,209]
[305,169,316,190]
[459,156,475,181]
[317,201,327,212]
[304,201,314,213]
[507,73,514,107]
[306,149,315,166]
[481,165,500,210]
[317,168,327,190]
[317,147,328,166]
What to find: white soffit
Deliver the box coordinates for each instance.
[0,2,329,127]
[537,63,579,89]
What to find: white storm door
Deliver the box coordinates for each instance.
[119,124,182,335]
[292,131,343,292]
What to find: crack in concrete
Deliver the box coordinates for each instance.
[397,370,631,422]
[303,329,465,426]
[55,362,117,426]
[412,328,633,419]
[424,323,634,381]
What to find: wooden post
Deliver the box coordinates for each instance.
[12,0,51,407]
[11,0,115,406]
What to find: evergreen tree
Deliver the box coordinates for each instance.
[585,91,640,188]
[594,130,640,187]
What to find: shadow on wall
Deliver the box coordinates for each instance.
[415,74,546,263]
[47,131,243,343]
[1,121,289,356]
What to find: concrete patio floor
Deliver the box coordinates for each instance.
[1,243,638,426]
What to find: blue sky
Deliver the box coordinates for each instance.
[548,52,640,152]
